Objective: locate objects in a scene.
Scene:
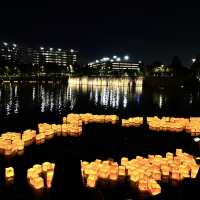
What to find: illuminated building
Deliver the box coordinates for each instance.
[28,47,78,67]
[88,55,141,74]
[0,42,22,64]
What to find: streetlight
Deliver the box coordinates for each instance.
[192,58,196,63]
[113,55,117,59]
[103,57,110,61]
[116,57,121,62]
[124,55,129,60]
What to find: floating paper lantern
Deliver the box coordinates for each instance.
[121,157,129,167]
[118,166,126,176]
[22,129,36,146]
[87,175,97,187]
[36,133,45,145]
[46,171,54,188]
[31,177,44,190]
[191,164,199,178]
[5,167,14,182]
[52,124,62,136]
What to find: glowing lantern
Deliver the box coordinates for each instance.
[121,157,129,166]
[118,166,126,177]
[191,165,199,178]
[171,169,180,180]
[87,175,97,188]
[36,133,45,144]
[152,171,161,181]
[32,177,44,190]
[138,179,148,191]
[5,167,14,182]
[46,171,54,188]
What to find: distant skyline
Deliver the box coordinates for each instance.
[0,1,199,66]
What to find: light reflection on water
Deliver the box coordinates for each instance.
[0,77,199,117]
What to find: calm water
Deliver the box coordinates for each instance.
[1,77,200,128]
[0,77,200,200]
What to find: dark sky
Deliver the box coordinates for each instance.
[0,0,199,65]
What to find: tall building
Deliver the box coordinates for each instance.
[29,47,78,67]
[0,42,22,64]
[88,55,141,73]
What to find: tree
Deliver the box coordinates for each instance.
[191,55,200,75]
[171,56,183,75]
[147,61,162,76]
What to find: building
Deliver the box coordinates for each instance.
[0,42,22,65]
[88,55,141,74]
[28,47,78,67]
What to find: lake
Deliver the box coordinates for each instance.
[0,76,199,200]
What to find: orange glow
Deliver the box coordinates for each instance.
[81,149,199,196]
[27,162,55,190]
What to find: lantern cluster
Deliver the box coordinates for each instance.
[27,162,55,191]
[63,113,119,125]
[81,159,119,188]
[38,123,56,142]
[147,117,200,136]
[0,131,35,157]
[81,149,199,196]
[22,130,36,146]
[147,117,188,132]
[1,114,200,159]
[62,114,83,136]
[122,117,143,127]
[186,117,200,136]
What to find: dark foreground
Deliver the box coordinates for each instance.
[0,123,199,200]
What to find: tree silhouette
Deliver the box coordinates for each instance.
[171,56,183,75]
[191,55,200,76]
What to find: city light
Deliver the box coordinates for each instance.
[192,58,196,63]
[194,137,200,142]
[40,47,44,50]
[3,42,8,46]
[58,48,62,52]
[88,55,139,70]
[124,55,129,60]
[49,48,53,51]
[13,44,17,47]
[70,49,74,53]
[103,57,110,61]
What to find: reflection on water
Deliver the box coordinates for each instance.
[0,83,20,116]
[153,93,167,109]
[0,77,200,117]
[68,77,142,110]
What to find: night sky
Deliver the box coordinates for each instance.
[0,1,199,65]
